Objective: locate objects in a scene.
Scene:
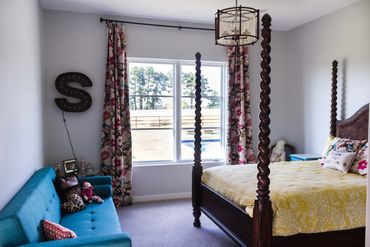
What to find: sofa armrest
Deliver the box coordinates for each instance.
[18,233,131,247]
[79,176,112,186]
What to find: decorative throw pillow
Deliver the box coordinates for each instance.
[58,175,79,191]
[61,193,85,213]
[330,138,367,153]
[322,135,335,158]
[350,143,369,175]
[62,186,82,202]
[42,219,77,240]
[322,150,357,173]
[54,175,81,202]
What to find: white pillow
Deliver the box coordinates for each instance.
[322,151,357,173]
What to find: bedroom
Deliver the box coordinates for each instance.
[0,0,369,246]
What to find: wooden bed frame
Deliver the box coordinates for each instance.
[192,13,369,247]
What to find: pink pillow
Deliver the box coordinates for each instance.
[42,219,77,240]
[351,143,369,176]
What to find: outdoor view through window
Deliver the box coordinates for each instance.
[129,60,225,163]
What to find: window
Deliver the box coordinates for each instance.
[128,58,227,164]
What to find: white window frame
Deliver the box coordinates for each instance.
[128,57,228,166]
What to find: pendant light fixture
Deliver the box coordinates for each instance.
[215,0,260,46]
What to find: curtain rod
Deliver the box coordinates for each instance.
[100,17,215,31]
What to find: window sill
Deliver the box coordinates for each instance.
[133,160,225,168]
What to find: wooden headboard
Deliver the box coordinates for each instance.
[330,60,369,141]
[337,104,369,140]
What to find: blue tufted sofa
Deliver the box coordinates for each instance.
[0,167,131,247]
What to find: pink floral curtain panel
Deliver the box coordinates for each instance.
[227,46,256,165]
[100,22,132,207]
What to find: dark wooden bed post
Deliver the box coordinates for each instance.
[192,52,203,227]
[330,60,338,137]
[252,14,273,247]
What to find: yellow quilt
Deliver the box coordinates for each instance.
[201,161,366,236]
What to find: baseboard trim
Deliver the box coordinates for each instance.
[133,192,191,203]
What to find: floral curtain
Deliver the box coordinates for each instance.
[100,22,132,207]
[227,46,256,165]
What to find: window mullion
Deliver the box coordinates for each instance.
[174,62,182,162]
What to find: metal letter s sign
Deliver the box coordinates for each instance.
[55,72,92,112]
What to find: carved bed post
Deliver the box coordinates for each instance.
[330,60,338,137]
[192,52,203,227]
[252,14,273,247]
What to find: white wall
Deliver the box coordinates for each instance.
[0,0,45,210]
[43,10,290,198]
[43,10,229,198]
[285,0,370,153]
[249,31,293,154]
[43,0,369,198]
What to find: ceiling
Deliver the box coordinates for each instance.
[40,0,361,31]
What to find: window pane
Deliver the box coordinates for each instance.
[181,65,223,160]
[132,129,173,162]
[129,62,173,110]
[181,128,223,160]
[131,100,173,129]
[129,62,174,162]
[181,65,221,96]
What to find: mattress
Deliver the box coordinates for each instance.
[201,161,366,236]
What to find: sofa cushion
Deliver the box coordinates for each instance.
[60,197,121,237]
[0,167,61,246]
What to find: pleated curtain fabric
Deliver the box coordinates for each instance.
[100,22,132,207]
[227,46,256,165]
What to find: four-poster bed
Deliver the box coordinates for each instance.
[192,13,368,247]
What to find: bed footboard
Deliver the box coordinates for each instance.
[200,184,253,246]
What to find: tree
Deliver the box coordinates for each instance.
[129,66,172,110]
[181,72,220,109]
[129,67,146,110]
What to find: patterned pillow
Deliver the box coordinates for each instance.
[350,143,369,175]
[322,150,357,173]
[61,193,85,213]
[329,138,366,153]
[42,219,77,240]
[322,135,335,158]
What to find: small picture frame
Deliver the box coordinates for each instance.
[63,159,78,175]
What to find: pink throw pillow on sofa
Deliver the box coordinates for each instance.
[42,219,77,240]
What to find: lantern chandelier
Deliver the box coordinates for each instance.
[215,0,260,46]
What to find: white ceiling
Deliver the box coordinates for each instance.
[40,0,361,31]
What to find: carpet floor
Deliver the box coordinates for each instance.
[116,199,239,247]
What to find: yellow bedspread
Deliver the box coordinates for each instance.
[201,161,366,236]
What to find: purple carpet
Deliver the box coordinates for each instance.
[117,199,239,247]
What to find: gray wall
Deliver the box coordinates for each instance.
[43,10,230,198]
[249,31,292,154]
[43,10,288,198]
[0,0,45,210]
[285,0,370,153]
[43,0,369,199]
